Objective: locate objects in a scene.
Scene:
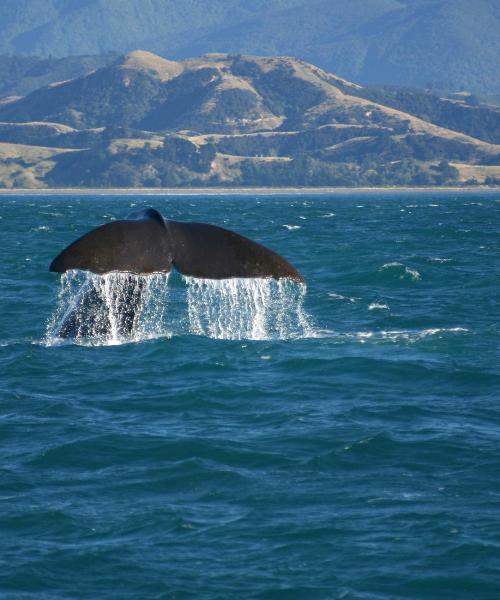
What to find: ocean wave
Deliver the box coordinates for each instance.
[272,326,471,346]
[379,262,421,281]
[350,327,468,343]
[428,257,452,263]
[0,336,40,347]
[328,292,357,303]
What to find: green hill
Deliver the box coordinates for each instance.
[0,51,499,189]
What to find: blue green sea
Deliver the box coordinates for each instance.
[1,193,499,599]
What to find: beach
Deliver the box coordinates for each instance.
[1,186,500,196]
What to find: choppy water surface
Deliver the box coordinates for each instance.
[1,193,499,599]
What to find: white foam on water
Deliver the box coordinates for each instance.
[348,327,469,344]
[379,262,421,281]
[368,302,389,311]
[305,327,470,344]
[184,277,312,340]
[429,257,452,263]
[328,292,358,303]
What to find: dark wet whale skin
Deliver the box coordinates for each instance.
[50,208,304,282]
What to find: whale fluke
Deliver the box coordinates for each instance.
[49,208,304,338]
[50,208,304,283]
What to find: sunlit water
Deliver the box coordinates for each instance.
[1,193,499,599]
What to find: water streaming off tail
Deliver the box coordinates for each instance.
[47,272,312,344]
[47,271,171,345]
[184,277,312,340]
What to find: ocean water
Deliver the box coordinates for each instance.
[1,193,499,599]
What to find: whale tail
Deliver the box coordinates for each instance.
[49,208,304,338]
[50,208,304,282]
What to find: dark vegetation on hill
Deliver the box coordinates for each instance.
[340,86,500,146]
[0,0,499,94]
[0,52,499,189]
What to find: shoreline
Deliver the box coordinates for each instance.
[0,186,499,196]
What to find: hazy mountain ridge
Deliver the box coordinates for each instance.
[0,0,499,94]
[0,51,499,189]
[0,54,117,99]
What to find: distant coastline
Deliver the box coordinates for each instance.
[1,186,499,196]
[1,52,499,191]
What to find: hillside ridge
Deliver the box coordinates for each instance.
[0,51,498,189]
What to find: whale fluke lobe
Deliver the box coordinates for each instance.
[49,208,304,338]
[167,220,304,282]
[50,208,304,282]
[49,208,172,275]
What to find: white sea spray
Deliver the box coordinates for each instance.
[368,302,389,311]
[47,272,313,344]
[184,276,312,340]
[47,271,171,345]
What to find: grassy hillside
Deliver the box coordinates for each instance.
[0,0,499,94]
[0,51,498,189]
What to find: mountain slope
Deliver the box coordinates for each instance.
[0,0,499,94]
[0,53,117,98]
[194,0,500,94]
[0,1,300,58]
[0,52,499,189]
